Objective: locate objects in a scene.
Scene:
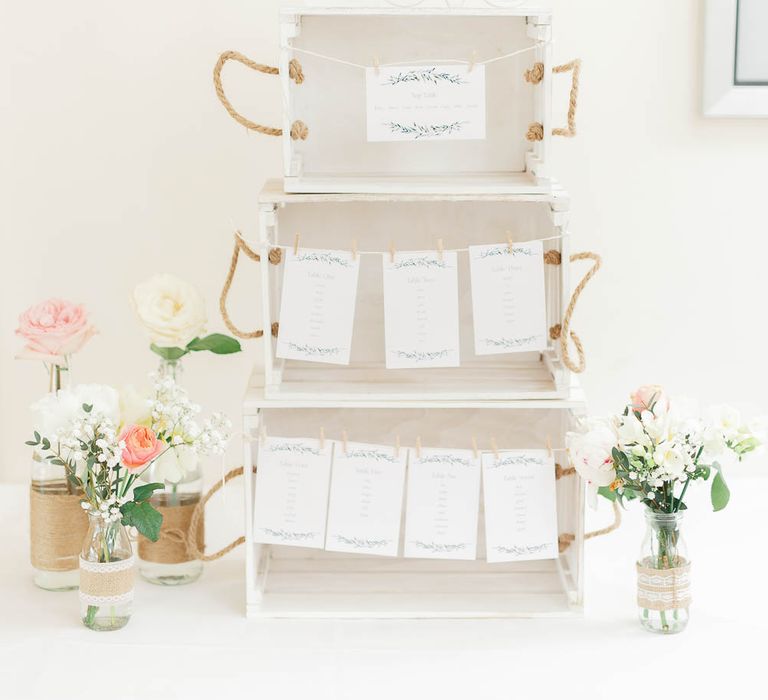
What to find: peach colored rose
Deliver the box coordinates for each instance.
[630,384,669,414]
[16,299,96,362]
[118,425,165,473]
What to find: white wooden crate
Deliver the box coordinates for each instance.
[254,180,590,401]
[272,4,573,193]
[242,386,586,618]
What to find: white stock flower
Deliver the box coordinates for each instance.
[151,444,198,484]
[119,384,152,427]
[614,411,651,449]
[32,384,119,440]
[652,442,690,480]
[708,405,742,440]
[131,273,207,347]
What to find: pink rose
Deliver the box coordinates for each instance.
[118,425,165,473]
[630,384,669,414]
[16,299,96,362]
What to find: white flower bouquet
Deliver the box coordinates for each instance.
[567,385,762,513]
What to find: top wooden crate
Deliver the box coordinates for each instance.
[276,4,566,194]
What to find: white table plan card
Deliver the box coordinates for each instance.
[469,240,547,355]
[252,436,333,549]
[403,447,481,560]
[325,441,407,557]
[366,64,486,142]
[383,250,460,368]
[275,247,360,364]
[482,449,559,563]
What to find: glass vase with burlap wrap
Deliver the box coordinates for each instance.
[80,511,134,631]
[137,454,203,585]
[637,510,690,634]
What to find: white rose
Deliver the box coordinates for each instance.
[151,444,199,484]
[132,273,207,347]
[708,404,742,440]
[567,422,616,508]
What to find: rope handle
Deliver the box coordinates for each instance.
[186,467,252,562]
[220,233,282,340]
[559,500,622,552]
[549,251,601,374]
[525,58,582,141]
[552,59,581,137]
[213,51,308,139]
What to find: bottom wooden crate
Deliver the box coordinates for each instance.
[242,390,586,619]
[246,549,581,619]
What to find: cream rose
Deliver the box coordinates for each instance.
[132,274,207,347]
[150,444,199,484]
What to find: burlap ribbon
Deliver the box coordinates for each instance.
[138,502,204,564]
[637,558,691,611]
[79,555,135,606]
[30,487,89,571]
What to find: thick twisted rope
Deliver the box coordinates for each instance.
[213,51,307,138]
[219,233,281,340]
[527,59,581,140]
[186,467,251,562]
[549,251,601,374]
[559,500,622,553]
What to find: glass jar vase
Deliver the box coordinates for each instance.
[637,510,691,634]
[30,453,88,591]
[138,449,204,585]
[79,512,134,631]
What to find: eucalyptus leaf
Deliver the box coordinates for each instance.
[120,501,163,542]
[597,486,618,502]
[711,470,731,512]
[186,333,241,355]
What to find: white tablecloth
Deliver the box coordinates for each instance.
[1,478,766,700]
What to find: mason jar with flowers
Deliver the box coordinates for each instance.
[129,273,238,584]
[17,299,97,591]
[567,385,762,634]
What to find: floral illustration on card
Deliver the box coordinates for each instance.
[385,67,465,86]
[386,121,466,139]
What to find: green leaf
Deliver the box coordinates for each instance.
[41,438,50,450]
[711,470,731,512]
[186,333,241,355]
[150,344,188,361]
[82,403,93,413]
[34,431,40,443]
[597,486,618,502]
[120,501,164,542]
[50,458,66,466]
[25,440,38,446]
[132,482,164,502]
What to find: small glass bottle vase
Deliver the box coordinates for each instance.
[637,510,691,634]
[138,456,204,586]
[79,512,134,631]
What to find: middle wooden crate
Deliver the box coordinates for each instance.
[254,179,593,401]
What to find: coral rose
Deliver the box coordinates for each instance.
[118,425,165,473]
[16,299,96,362]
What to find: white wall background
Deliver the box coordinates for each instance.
[2,0,767,482]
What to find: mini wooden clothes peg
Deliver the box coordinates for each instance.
[490,437,499,459]
[546,435,553,458]
[471,435,479,460]
[436,238,444,263]
[293,233,301,256]
[394,434,401,458]
[468,49,477,73]
[416,435,422,459]
[351,239,358,262]
[507,233,514,255]
[319,426,326,450]
[342,429,349,456]
[389,240,396,264]
[373,56,381,76]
